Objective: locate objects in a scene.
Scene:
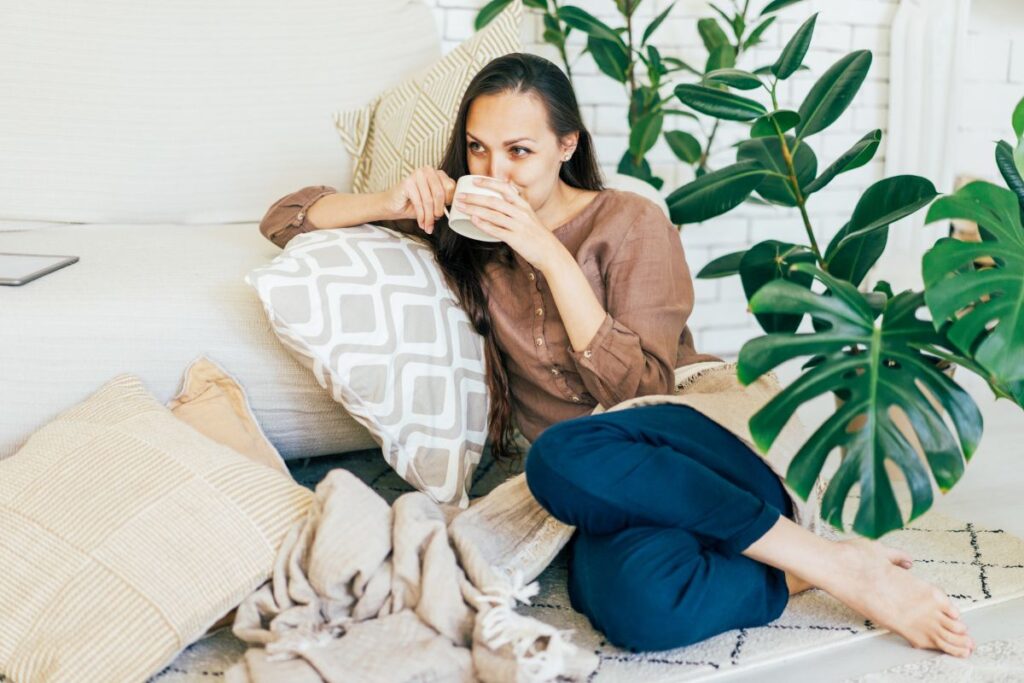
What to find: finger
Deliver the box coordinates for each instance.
[455,193,516,216]
[507,180,529,206]
[405,179,426,230]
[469,214,508,239]
[462,205,516,230]
[424,170,447,221]
[439,171,457,205]
[456,194,527,228]
[413,170,436,233]
[472,177,523,205]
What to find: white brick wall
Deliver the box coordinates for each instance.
[954,0,1024,187]
[417,1,1015,358]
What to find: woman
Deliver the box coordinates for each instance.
[259,53,974,658]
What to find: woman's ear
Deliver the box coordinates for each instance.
[560,132,580,158]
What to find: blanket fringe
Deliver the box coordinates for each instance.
[264,621,348,662]
[475,566,580,683]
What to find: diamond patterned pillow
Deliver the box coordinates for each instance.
[333,1,523,194]
[245,226,489,508]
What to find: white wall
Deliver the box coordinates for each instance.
[424,0,899,357]
[954,0,1024,184]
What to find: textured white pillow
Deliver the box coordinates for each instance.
[245,226,489,508]
[0,0,439,224]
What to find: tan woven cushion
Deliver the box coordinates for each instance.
[0,374,314,683]
[333,0,523,194]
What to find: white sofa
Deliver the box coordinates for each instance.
[0,0,446,460]
[0,0,668,461]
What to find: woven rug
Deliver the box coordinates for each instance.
[150,449,1024,682]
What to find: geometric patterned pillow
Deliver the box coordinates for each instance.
[333,0,523,194]
[244,225,489,508]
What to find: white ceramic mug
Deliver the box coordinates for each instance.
[443,174,504,242]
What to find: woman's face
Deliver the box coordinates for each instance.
[464,90,578,208]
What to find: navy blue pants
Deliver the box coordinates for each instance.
[525,404,794,652]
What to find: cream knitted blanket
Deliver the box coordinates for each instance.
[224,468,596,682]
[225,361,828,682]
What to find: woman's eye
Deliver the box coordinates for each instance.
[467,141,529,157]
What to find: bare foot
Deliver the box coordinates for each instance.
[822,538,975,658]
[786,543,912,595]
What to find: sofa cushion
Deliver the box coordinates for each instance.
[0,373,314,683]
[245,226,489,508]
[334,0,523,194]
[0,0,439,224]
[0,221,377,462]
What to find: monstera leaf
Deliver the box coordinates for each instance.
[737,264,982,538]
[923,181,1024,395]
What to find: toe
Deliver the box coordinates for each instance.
[888,548,914,567]
[935,630,973,658]
[940,615,967,635]
[932,588,957,613]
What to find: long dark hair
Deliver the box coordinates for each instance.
[434,53,604,463]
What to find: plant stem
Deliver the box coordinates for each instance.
[697,119,720,172]
[769,85,825,267]
[558,36,573,81]
[625,7,638,95]
[774,126,825,266]
[691,0,751,174]
[550,0,573,81]
[739,0,751,45]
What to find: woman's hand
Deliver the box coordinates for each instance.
[454,177,565,271]
[383,166,456,234]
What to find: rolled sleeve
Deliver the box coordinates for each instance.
[258,185,337,249]
[568,205,695,407]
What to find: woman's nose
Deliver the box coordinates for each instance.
[487,161,511,181]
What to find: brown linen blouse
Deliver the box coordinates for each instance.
[259,185,722,443]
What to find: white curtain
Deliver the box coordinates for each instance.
[864,0,973,294]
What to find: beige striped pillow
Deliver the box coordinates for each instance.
[333,0,523,194]
[0,374,314,683]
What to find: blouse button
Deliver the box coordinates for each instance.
[296,210,306,223]
[535,308,543,317]
[527,272,536,281]
[570,395,581,403]
[583,349,593,359]
[535,337,544,347]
